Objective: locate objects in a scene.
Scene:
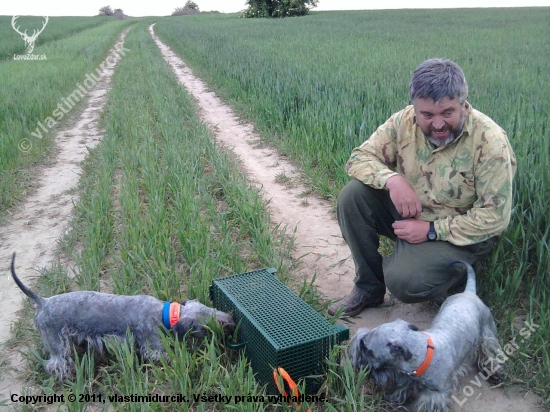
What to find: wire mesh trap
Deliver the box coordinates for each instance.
[210,268,349,394]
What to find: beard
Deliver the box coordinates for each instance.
[426,131,458,147]
[424,114,466,147]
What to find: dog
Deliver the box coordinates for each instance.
[10,253,234,381]
[349,260,503,412]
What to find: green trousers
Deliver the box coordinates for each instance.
[337,179,497,303]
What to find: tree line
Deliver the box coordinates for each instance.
[99,1,318,18]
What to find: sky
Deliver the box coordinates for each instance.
[0,0,547,17]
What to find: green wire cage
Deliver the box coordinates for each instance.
[210,268,349,394]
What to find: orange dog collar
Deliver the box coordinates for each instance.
[169,302,180,327]
[412,332,435,377]
[162,302,181,329]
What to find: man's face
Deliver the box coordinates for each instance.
[413,96,467,147]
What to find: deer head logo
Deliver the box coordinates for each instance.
[11,16,49,55]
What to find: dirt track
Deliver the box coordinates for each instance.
[0,24,542,411]
[0,29,130,401]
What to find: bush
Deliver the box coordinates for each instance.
[113,8,125,20]
[172,1,200,16]
[243,0,318,18]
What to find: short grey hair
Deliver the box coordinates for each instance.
[409,59,468,104]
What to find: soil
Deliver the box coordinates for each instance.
[0,24,543,411]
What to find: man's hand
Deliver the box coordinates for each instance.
[385,175,422,218]
[392,219,430,243]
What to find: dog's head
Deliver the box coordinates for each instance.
[350,319,418,370]
[172,300,235,339]
[349,319,419,400]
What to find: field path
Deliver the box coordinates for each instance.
[149,24,542,412]
[0,28,131,400]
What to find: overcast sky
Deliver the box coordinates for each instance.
[1,0,547,17]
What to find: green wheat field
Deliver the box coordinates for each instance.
[0,7,548,411]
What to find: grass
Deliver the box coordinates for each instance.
[154,8,549,406]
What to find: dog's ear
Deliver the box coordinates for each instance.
[172,317,192,339]
[408,323,419,331]
[172,317,207,339]
[387,341,413,361]
[358,337,375,358]
[359,338,367,352]
[351,335,375,370]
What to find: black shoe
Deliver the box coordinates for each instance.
[328,287,384,317]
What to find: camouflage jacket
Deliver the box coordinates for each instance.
[346,103,516,246]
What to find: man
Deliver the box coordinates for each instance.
[328,58,516,317]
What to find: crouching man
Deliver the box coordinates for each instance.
[329,58,516,316]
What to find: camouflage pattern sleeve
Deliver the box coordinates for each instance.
[434,124,517,245]
[345,111,402,189]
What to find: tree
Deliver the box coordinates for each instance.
[243,0,318,18]
[185,1,200,11]
[172,1,200,16]
[114,8,125,19]
[98,6,114,16]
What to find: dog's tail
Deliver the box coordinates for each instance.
[10,252,44,307]
[447,260,476,294]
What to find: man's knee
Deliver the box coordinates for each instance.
[385,268,446,303]
[337,179,394,229]
[385,273,422,303]
[338,179,368,210]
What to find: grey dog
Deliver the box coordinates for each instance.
[10,253,234,381]
[349,260,503,412]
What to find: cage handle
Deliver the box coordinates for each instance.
[226,340,247,350]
